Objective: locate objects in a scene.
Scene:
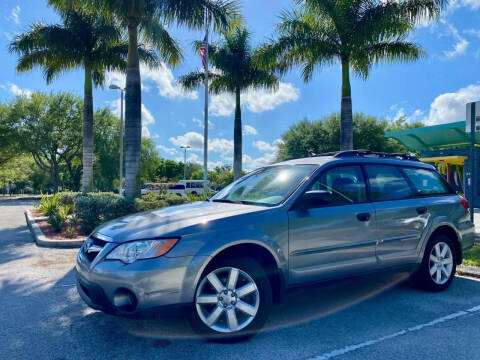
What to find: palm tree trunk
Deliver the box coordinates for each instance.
[82,66,94,194]
[340,57,353,150]
[233,87,242,180]
[124,20,142,200]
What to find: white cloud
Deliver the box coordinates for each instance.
[423,84,480,125]
[107,99,155,138]
[244,82,300,113]
[157,144,178,155]
[244,139,282,170]
[169,131,233,154]
[192,117,213,129]
[105,63,198,100]
[243,125,258,135]
[464,29,480,38]
[210,93,235,116]
[169,132,204,151]
[1,82,32,97]
[142,64,198,100]
[442,21,469,59]
[6,6,20,24]
[210,82,300,117]
[458,0,480,9]
[389,106,425,123]
[252,140,277,153]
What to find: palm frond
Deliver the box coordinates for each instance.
[141,18,182,66]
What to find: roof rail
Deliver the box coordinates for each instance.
[331,150,419,161]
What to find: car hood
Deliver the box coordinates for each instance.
[93,201,266,243]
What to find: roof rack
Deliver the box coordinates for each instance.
[315,150,419,161]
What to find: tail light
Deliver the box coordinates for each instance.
[459,195,470,211]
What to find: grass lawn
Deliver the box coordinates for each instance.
[463,245,480,267]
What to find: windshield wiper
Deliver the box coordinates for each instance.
[211,199,243,204]
[211,199,266,206]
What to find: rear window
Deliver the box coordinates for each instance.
[365,165,414,201]
[401,167,452,196]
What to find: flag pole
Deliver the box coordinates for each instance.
[203,9,210,194]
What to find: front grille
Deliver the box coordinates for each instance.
[83,235,108,262]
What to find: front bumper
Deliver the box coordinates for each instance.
[76,248,207,315]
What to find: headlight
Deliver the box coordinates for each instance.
[106,238,179,264]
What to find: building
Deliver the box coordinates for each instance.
[386,121,480,206]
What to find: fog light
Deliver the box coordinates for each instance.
[113,289,137,312]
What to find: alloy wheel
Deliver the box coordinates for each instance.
[429,242,454,285]
[195,267,260,333]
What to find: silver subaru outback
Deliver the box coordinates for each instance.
[76,151,475,338]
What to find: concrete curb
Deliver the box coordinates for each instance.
[457,265,480,279]
[24,209,84,248]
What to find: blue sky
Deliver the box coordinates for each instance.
[1,0,480,170]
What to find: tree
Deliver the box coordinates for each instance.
[180,27,278,180]
[8,92,83,192]
[93,108,121,191]
[276,113,424,160]
[139,138,163,185]
[257,0,444,151]
[51,0,240,200]
[9,9,158,194]
[0,155,35,195]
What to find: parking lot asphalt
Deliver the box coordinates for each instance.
[1,199,480,360]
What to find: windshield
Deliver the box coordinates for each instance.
[211,165,315,206]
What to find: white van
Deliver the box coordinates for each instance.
[178,180,210,195]
[168,184,186,197]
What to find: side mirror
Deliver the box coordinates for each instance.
[295,190,332,210]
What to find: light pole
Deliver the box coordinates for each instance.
[109,84,125,195]
[180,145,191,180]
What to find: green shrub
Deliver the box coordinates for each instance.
[57,192,80,207]
[165,194,190,206]
[75,193,135,234]
[37,193,60,216]
[134,193,190,212]
[64,226,76,239]
[48,212,63,232]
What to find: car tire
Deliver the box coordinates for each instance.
[189,257,272,341]
[415,234,457,292]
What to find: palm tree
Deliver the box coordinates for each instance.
[10,10,158,194]
[50,0,240,200]
[257,0,445,150]
[180,27,279,180]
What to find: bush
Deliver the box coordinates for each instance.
[57,191,80,207]
[48,212,64,232]
[134,193,190,212]
[64,226,76,239]
[75,193,135,234]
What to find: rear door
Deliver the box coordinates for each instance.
[364,164,429,268]
[288,164,378,283]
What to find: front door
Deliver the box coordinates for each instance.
[288,165,378,284]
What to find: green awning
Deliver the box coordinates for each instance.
[386,121,480,151]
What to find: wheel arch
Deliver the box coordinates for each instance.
[426,224,462,265]
[194,241,286,304]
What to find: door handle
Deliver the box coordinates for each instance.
[356,212,371,222]
[416,207,427,215]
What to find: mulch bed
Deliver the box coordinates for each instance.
[35,219,87,241]
[31,209,45,218]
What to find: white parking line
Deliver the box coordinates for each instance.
[308,305,480,360]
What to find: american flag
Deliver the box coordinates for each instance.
[199,35,207,69]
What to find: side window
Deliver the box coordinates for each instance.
[307,165,367,206]
[402,167,452,196]
[365,165,414,201]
